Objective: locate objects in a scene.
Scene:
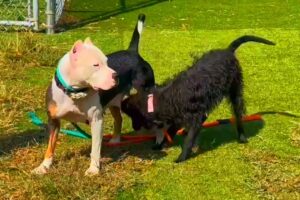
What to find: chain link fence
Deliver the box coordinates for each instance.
[0,0,39,30]
[0,0,164,33]
[0,0,64,33]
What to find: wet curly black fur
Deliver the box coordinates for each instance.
[122,35,275,162]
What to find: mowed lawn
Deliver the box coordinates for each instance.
[0,0,300,199]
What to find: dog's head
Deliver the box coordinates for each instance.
[121,93,153,131]
[68,38,117,90]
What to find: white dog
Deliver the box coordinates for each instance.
[32,38,117,176]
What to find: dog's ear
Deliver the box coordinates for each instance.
[71,40,84,54]
[84,37,93,45]
[70,40,83,62]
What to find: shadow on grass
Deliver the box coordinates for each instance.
[255,110,300,118]
[74,132,168,162]
[0,129,46,156]
[169,119,265,160]
[172,109,300,159]
[0,119,265,161]
[57,0,168,32]
[64,119,265,163]
[1,110,294,160]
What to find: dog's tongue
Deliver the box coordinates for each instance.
[147,94,154,113]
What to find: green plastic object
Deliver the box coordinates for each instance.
[28,112,91,139]
[28,112,44,126]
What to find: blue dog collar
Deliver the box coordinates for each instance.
[54,67,88,94]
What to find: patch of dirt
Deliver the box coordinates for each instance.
[0,141,162,199]
[0,84,44,135]
[291,125,300,147]
[0,33,62,135]
[57,15,80,27]
[244,150,300,199]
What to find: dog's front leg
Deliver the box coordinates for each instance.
[152,123,180,151]
[175,121,201,163]
[32,118,60,174]
[152,127,168,151]
[85,108,103,176]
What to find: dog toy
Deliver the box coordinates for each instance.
[28,112,91,139]
[28,112,154,147]
[164,114,262,143]
[28,112,262,146]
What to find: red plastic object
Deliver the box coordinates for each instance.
[102,114,262,147]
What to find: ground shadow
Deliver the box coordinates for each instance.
[56,0,168,32]
[171,109,300,158]
[69,119,265,163]
[75,130,167,162]
[1,110,295,161]
[0,129,46,156]
[173,120,265,158]
[255,110,300,118]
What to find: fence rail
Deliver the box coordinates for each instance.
[0,0,163,34]
[0,0,39,30]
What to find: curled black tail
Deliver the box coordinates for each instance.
[128,14,146,52]
[228,35,275,52]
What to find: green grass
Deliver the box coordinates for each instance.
[0,0,300,199]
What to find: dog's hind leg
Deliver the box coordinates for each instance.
[109,106,122,143]
[32,118,60,174]
[229,78,248,143]
[175,119,202,163]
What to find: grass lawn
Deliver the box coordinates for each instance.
[0,0,300,199]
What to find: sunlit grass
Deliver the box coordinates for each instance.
[0,0,299,199]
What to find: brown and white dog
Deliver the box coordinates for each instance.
[32,38,118,176]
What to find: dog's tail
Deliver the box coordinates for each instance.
[228,35,275,52]
[128,14,146,52]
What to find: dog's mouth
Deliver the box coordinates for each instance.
[91,76,119,91]
[111,71,119,86]
[114,77,119,86]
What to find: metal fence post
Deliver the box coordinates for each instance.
[46,0,55,34]
[27,0,32,19]
[32,0,39,31]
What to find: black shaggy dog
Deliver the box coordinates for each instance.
[121,35,275,162]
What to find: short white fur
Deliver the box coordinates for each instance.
[137,20,143,35]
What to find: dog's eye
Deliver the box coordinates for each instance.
[93,64,100,67]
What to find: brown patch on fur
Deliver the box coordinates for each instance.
[44,130,58,159]
[48,101,58,118]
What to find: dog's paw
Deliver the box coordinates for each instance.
[175,152,190,163]
[175,156,186,163]
[152,143,163,151]
[238,135,248,143]
[108,136,121,143]
[84,165,100,176]
[175,157,185,163]
[31,164,48,175]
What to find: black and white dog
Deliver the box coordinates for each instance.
[102,14,155,143]
[121,35,275,162]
